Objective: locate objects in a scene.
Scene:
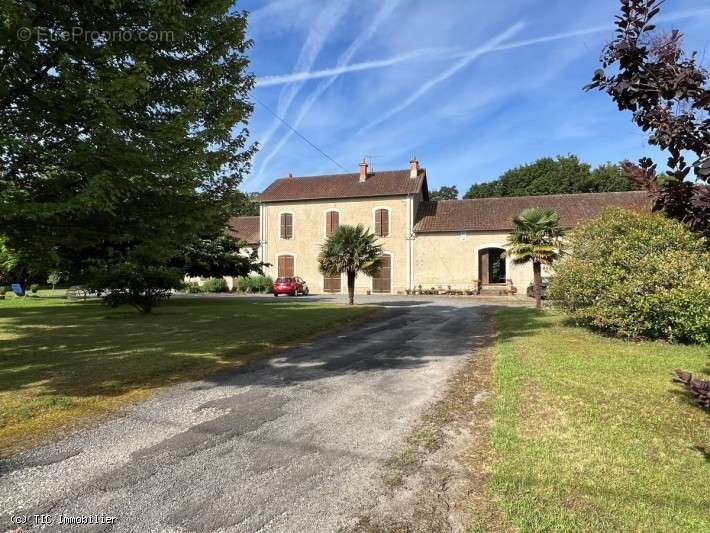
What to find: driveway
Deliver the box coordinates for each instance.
[1,297,500,532]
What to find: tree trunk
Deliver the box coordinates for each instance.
[533,260,542,309]
[347,270,355,305]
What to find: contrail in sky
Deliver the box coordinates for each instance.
[361,21,527,132]
[252,0,402,186]
[255,7,710,89]
[257,48,445,87]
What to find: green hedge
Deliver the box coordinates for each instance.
[549,209,709,344]
[236,275,273,293]
[201,277,229,293]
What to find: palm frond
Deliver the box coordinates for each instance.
[318,224,384,277]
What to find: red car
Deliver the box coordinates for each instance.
[273,276,309,297]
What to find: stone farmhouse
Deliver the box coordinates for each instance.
[229,158,649,295]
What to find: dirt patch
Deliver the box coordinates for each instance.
[348,311,512,533]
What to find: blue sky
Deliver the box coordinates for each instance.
[239,0,710,194]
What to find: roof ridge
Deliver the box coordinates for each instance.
[273,168,411,182]
[429,190,647,203]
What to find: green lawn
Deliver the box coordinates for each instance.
[0,293,374,457]
[486,308,709,532]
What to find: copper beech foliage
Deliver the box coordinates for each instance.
[586,0,710,239]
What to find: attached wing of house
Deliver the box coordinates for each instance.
[229,158,650,295]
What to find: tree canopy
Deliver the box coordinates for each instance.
[586,0,709,239]
[464,156,639,199]
[430,185,459,201]
[0,0,257,301]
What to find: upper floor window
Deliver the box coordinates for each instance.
[280,213,293,239]
[325,210,339,238]
[374,208,390,237]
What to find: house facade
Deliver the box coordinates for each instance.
[230,158,649,295]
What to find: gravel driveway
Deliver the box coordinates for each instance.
[1,296,498,532]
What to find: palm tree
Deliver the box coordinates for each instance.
[318,224,384,305]
[506,207,563,309]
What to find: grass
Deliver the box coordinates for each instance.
[486,308,709,532]
[0,292,374,457]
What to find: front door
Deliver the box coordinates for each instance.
[278,255,294,277]
[323,275,341,293]
[478,248,506,284]
[372,255,391,293]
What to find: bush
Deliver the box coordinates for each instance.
[549,209,710,343]
[29,284,39,294]
[184,282,202,294]
[201,277,229,293]
[236,275,273,293]
[47,271,65,289]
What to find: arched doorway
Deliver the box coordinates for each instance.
[478,247,506,285]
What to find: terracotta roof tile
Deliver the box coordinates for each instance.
[414,191,651,233]
[228,216,259,244]
[256,169,426,202]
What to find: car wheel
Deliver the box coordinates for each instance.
[273,293,278,297]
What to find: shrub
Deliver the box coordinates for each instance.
[186,282,202,294]
[236,275,273,293]
[549,209,710,343]
[201,277,229,293]
[29,284,39,294]
[252,275,273,293]
[47,271,63,289]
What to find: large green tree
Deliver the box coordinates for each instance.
[464,156,638,199]
[0,1,256,302]
[179,234,259,279]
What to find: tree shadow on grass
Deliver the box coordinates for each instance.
[0,298,553,400]
[0,299,379,399]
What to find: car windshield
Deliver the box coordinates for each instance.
[276,277,292,283]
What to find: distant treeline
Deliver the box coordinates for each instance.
[463,155,642,199]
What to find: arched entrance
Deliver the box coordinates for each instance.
[478,247,506,285]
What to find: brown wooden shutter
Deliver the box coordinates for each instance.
[323,275,341,293]
[372,255,391,293]
[375,209,388,237]
[280,213,293,239]
[278,255,294,277]
[326,211,339,237]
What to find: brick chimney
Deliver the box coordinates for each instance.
[409,156,419,178]
[359,158,368,182]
